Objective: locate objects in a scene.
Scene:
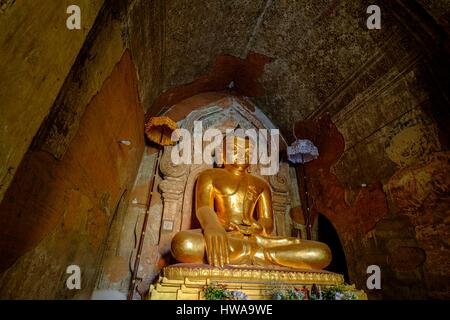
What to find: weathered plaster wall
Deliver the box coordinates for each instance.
[34,5,127,159]
[294,42,449,297]
[326,22,448,300]
[93,148,159,300]
[385,151,449,299]
[295,110,448,300]
[0,50,144,299]
[0,0,105,203]
[126,0,265,112]
[415,0,450,33]
[126,0,450,142]
[128,0,447,147]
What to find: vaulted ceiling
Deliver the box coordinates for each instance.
[127,0,450,140]
[1,0,448,203]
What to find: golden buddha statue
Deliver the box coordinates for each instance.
[170,136,331,270]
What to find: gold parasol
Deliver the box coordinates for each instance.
[145,116,179,146]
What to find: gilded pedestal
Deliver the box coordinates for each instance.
[149,263,367,300]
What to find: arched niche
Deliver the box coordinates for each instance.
[317,213,350,283]
[156,95,293,256]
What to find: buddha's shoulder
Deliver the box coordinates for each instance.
[199,168,219,174]
[197,169,270,189]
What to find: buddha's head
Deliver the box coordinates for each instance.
[221,135,254,172]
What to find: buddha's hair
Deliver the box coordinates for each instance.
[222,134,256,155]
[215,133,257,166]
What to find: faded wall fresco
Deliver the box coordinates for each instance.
[0,52,144,299]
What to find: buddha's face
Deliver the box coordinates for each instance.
[222,136,252,170]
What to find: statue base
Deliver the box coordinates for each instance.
[148,263,367,300]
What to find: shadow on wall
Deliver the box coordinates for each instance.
[317,213,350,283]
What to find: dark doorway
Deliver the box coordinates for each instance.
[317,214,350,283]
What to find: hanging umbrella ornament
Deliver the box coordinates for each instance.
[128,116,179,300]
[287,134,319,240]
[287,138,319,164]
[145,116,179,146]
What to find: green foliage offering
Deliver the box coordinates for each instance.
[204,284,358,300]
[270,284,358,300]
[204,284,227,300]
[321,285,357,300]
[204,284,248,300]
[271,287,305,300]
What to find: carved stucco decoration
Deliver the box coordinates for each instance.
[157,146,188,254]
[269,161,290,236]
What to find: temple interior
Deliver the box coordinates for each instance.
[0,0,449,300]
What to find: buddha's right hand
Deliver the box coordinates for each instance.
[204,225,230,267]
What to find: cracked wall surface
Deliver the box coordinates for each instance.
[0,0,105,203]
